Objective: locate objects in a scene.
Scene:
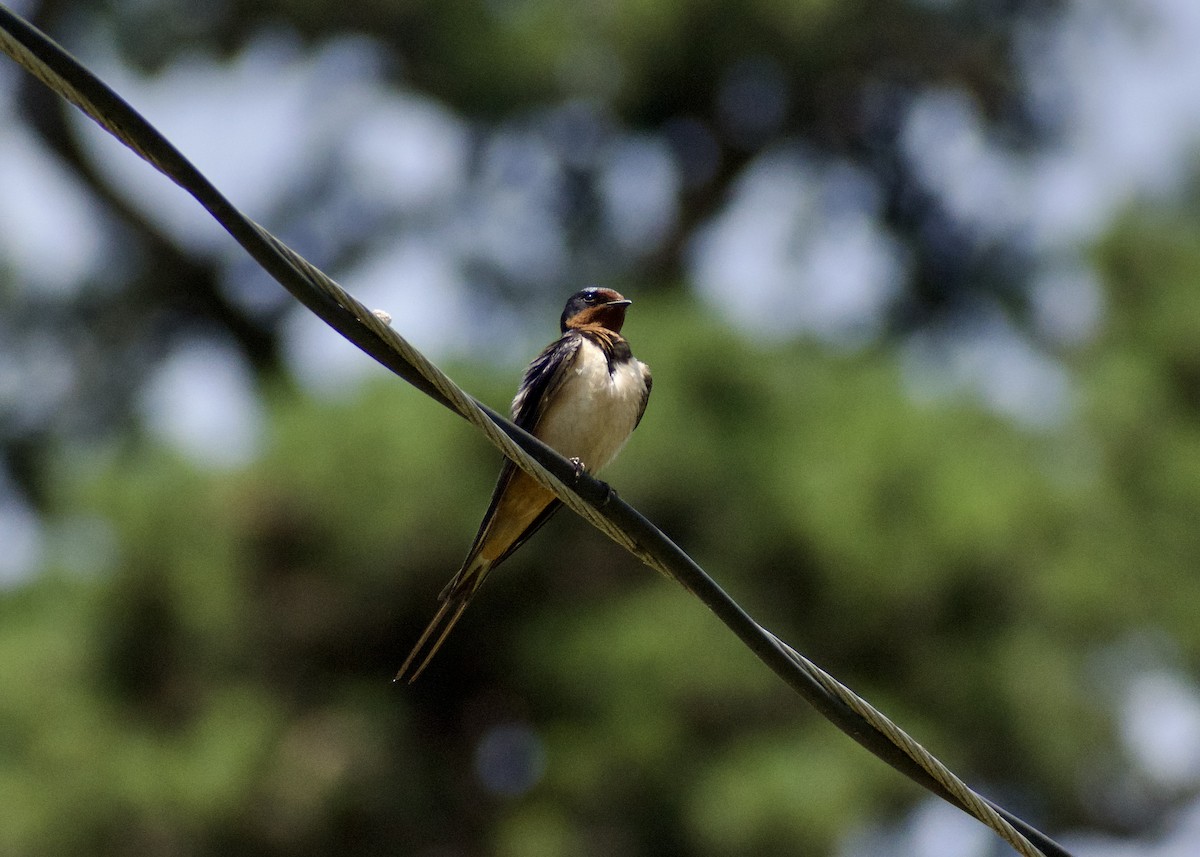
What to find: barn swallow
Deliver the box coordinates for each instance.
[395,287,652,682]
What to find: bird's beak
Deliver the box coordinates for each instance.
[606,299,632,307]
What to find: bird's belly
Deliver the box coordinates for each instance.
[535,345,647,473]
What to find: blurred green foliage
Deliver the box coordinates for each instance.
[4,0,1200,851]
[4,217,1200,855]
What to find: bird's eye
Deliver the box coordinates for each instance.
[583,293,598,304]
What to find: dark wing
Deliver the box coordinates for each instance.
[635,363,652,429]
[397,335,586,681]
[459,333,583,565]
[511,332,583,430]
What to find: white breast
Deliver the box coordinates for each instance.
[533,339,649,474]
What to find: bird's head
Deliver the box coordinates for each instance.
[560,287,632,333]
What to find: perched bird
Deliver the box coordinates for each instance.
[396,287,652,682]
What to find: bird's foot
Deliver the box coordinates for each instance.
[567,457,614,505]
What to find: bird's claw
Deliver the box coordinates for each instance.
[569,457,585,479]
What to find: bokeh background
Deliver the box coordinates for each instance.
[4,0,1200,854]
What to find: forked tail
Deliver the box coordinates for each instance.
[394,561,488,683]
